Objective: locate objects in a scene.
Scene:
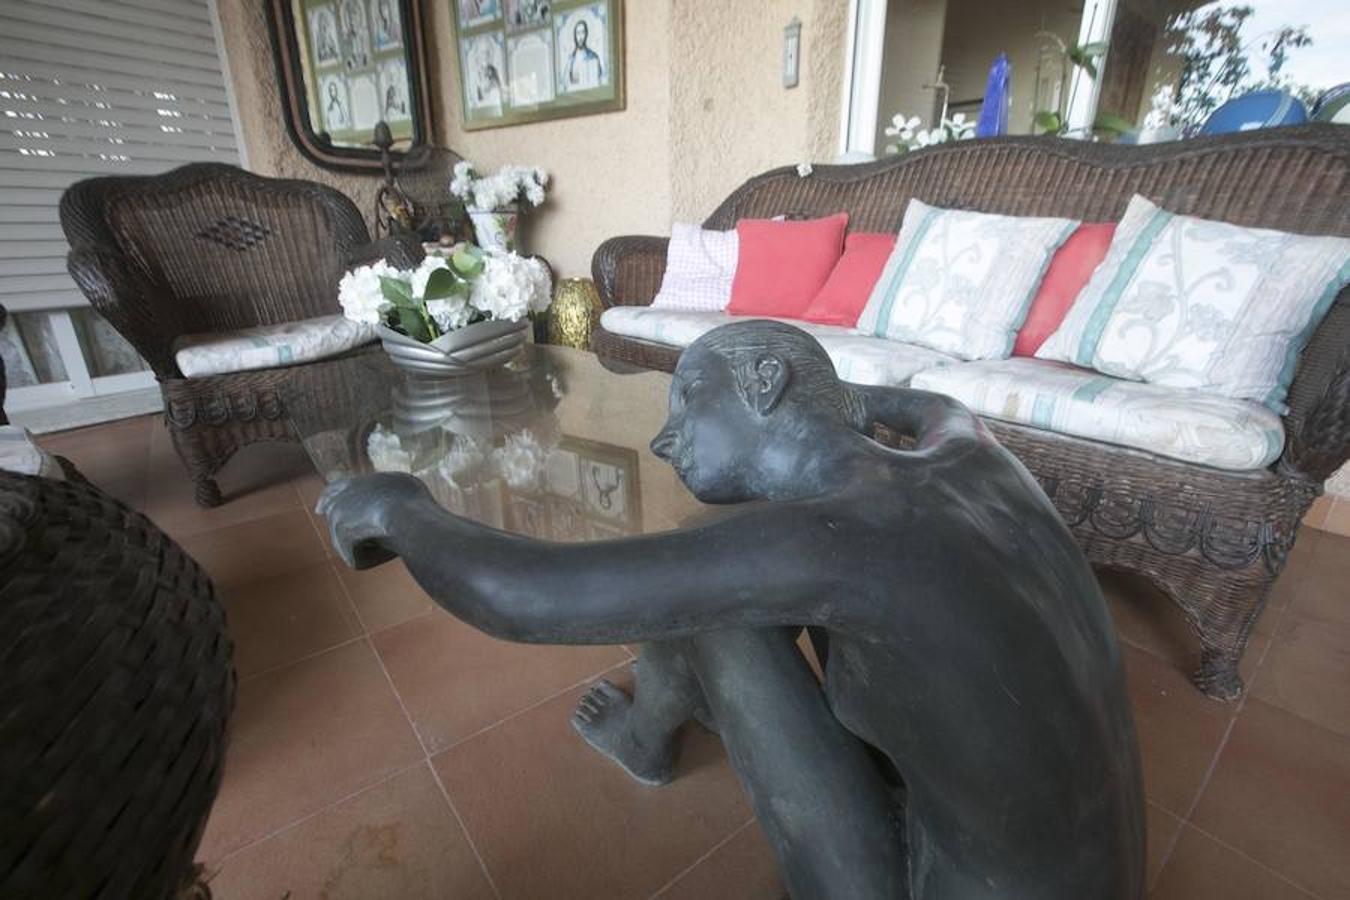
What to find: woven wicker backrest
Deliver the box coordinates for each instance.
[61,163,372,334]
[704,125,1349,238]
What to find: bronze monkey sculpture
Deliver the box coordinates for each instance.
[319,321,1145,899]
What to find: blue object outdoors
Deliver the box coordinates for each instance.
[1199,89,1309,135]
[975,53,1011,137]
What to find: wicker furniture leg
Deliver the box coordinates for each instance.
[168,425,227,508]
[1186,572,1280,701]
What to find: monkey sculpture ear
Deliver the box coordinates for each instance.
[745,354,789,416]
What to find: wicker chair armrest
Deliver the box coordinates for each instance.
[591,235,669,308]
[1280,293,1350,482]
[345,233,425,270]
[66,246,181,377]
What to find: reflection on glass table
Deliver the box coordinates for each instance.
[285,345,708,543]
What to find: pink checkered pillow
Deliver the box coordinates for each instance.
[651,223,739,311]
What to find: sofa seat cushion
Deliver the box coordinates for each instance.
[599,307,958,386]
[173,314,377,378]
[911,358,1284,471]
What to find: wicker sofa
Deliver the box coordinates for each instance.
[590,124,1350,701]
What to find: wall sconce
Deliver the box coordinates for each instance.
[783,17,802,89]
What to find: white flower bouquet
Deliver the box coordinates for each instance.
[339,244,552,344]
[883,112,975,154]
[450,160,549,211]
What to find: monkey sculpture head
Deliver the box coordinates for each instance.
[650,321,860,504]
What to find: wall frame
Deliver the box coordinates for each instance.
[453,0,626,131]
[266,0,434,172]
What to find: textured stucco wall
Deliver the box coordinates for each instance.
[215,0,383,219]
[668,0,847,221]
[217,1,845,275]
[424,0,674,278]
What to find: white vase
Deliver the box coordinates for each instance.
[468,206,520,253]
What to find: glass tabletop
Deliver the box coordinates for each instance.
[284,345,709,541]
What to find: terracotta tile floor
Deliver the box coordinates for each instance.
[38,414,1350,900]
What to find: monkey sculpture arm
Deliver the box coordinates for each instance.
[318,474,871,645]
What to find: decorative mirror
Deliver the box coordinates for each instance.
[266,0,434,172]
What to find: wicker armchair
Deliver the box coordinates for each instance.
[60,163,422,507]
[591,124,1350,700]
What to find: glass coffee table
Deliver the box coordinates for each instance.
[285,344,709,542]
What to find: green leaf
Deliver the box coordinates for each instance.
[391,307,431,342]
[1093,111,1136,135]
[379,275,417,308]
[1033,110,1062,134]
[451,245,484,279]
[1078,41,1108,58]
[422,267,461,301]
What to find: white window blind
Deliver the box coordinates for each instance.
[0,0,240,313]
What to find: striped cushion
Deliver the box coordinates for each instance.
[855,199,1078,360]
[1036,195,1350,413]
[174,314,376,378]
[0,426,63,479]
[599,307,958,386]
[912,358,1285,471]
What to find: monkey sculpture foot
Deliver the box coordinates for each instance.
[571,680,677,787]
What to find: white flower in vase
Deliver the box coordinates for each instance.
[451,160,550,211]
[338,258,398,325]
[427,296,473,332]
[470,252,552,322]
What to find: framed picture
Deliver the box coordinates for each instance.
[454,0,625,131]
[267,0,434,173]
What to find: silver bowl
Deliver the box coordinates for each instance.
[377,318,528,376]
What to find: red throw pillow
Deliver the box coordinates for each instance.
[1013,222,1116,357]
[800,232,897,327]
[727,213,849,318]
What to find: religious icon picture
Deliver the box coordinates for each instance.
[555,3,608,94]
[458,0,501,29]
[453,0,623,129]
[318,73,351,130]
[507,30,555,107]
[461,32,507,111]
[347,72,381,131]
[378,57,411,121]
[369,0,403,49]
[338,0,372,69]
[308,4,341,66]
[504,0,550,32]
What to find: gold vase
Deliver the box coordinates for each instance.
[547,277,602,350]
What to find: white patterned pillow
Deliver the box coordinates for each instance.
[1036,195,1350,413]
[651,223,739,311]
[854,199,1078,360]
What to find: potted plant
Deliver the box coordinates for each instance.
[450,161,549,253]
[882,112,976,154]
[338,244,552,376]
